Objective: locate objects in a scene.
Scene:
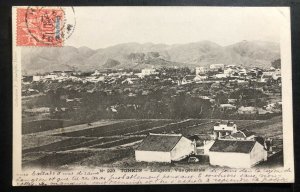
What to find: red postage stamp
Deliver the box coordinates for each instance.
[17,7,65,46]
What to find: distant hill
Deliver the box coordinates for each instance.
[21,40,280,75]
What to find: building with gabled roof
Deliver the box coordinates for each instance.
[135,133,195,163]
[195,67,208,75]
[181,75,196,85]
[220,104,237,110]
[209,140,267,168]
[238,106,258,114]
[141,68,157,76]
[210,64,225,70]
[230,129,256,140]
[213,120,237,139]
[221,129,257,141]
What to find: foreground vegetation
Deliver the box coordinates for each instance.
[22,116,283,169]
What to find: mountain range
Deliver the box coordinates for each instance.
[21,40,280,75]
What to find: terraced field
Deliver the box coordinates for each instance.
[22,117,283,169]
[53,120,175,137]
[91,136,145,149]
[130,119,210,135]
[22,119,76,134]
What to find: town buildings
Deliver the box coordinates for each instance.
[134,118,269,168]
[195,67,208,75]
[141,68,157,76]
[210,64,225,71]
[238,106,258,115]
[21,64,280,168]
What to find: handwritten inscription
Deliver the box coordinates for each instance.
[14,168,293,186]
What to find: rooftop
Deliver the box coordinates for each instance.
[209,140,257,153]
[184,75,196,81]
[188,134,212,141]
[240,129,256,137]
[136,133,183,152]
[214,120,235,127]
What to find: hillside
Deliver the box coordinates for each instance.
[21,40,280,75]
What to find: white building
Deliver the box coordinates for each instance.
[210,64,224,70]
[220,104,237,111]
[209,140,267,168]
[195,67,208,75]
[239,68,247,76]
[221,129,256,141]
[44,74,58,80]
[238,106,257,114]
[141,68,156,76]
[92,70,101,76]
[224,68,234,76]
[32,75,42,81]
[227,65,237,68]
[230,129,256,140]
[272,69,281,81]
[85,76,105,83]
[261,72,273,82]
[215,73,227,79]
[181,75,196,85]
[213,120,237,138]
[121,78,134,85]
[135,133,195,163]
[194,75,208,82]
[24,107,50,113]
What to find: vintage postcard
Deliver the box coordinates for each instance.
[12,6,294,185]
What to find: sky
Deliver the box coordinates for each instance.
[65,7,290,49]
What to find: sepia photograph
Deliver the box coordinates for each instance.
[12,6,294,185]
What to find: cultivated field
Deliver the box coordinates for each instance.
[22,116,283,169]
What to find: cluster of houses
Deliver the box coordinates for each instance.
[219,101,282,115]
[22,63,281,86]
[135,120,271,168]
[182,64,281,85]
[22,70,136,84]
[22,68,160,84]
[22,65,282,119]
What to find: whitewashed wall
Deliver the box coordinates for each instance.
[250,142,268,166]
[203,140,215,155]
[135,150,171,163]
[209,152,251,168]
[171,137,194,161]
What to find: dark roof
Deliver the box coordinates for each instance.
[188,134,211,141]
[215,120,235,127]
[254,136,265,146]
[221,135,234,139]
[215,130,233,132]
[231,132,246,138]
[136,134,183,152]
[240,129,256,137]
[231,129,256,138]
[209,140,257,153]
[184,75,196,80]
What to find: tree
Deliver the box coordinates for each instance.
[271,59,281,69]
[215,91,228,104]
